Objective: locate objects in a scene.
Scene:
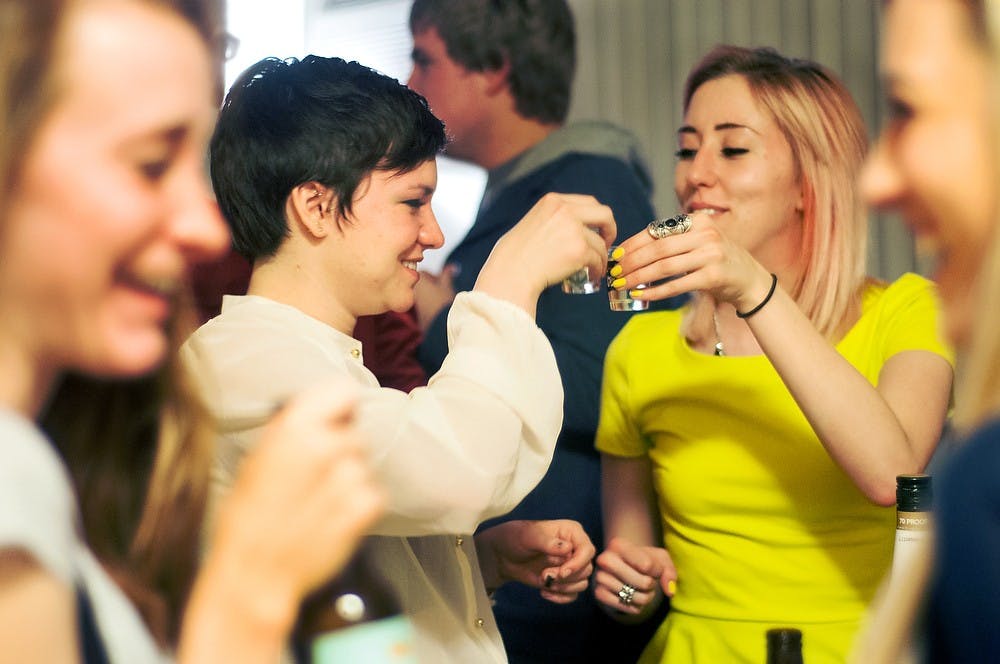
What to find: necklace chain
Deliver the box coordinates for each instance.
[712,311,725,357]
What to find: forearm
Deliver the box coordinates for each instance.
[745,284,951,505]
[597,457,667,624]
[366,292,563,535]
[601,454,661,548]
[473,251,539,320]
[178,552,296,664]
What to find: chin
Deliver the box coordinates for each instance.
[85,330,169,379]
[389,293,417,314]
[943,302,974,351]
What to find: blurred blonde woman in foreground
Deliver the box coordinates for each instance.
[0,1,383,661]
[857,0,1000,660]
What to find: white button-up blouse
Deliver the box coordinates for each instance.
[181,291,564,663]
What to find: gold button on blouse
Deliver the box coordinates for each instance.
[349,348,361,359]
[475,618,485,628]
[455,536,464,547]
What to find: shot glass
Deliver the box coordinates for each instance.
[561,265,602,294]
[561,227,603,294]
[607,247,649,311]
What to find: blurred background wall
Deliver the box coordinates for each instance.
[224,0,915,279]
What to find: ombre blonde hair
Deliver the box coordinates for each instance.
[683,46,869,338]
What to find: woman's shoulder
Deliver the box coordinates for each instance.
[853,272,951,361]
[857,272,944,330]
[0,409,78,583]
[0,409,72,494]
[605,310,687,370]
[862,272,937,307]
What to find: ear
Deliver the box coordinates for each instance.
[795,177,809,215]
[288,181,333,239]
[481,58,511,97]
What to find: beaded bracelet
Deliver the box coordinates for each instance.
[736,273,778,319]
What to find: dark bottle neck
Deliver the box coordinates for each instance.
[896,473,933,512]
[767,628,804,664]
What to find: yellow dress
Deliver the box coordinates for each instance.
[595,274,953,663]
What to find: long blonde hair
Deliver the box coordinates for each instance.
[954,0,1000,431]
[851,2,993,661]
[43,299,214,647]
[683,46,869,338]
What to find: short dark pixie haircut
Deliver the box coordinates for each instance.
[210,55,446,260]
[409,0,575,125]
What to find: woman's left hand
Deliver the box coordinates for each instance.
[475,519,595,604]
[609,211,774,312]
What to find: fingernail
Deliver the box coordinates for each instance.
[629,289,645,298]
[608,264,623,278]
[544,575,554,588]
[611,277,626,289]
[611,247,625,261]
[667,580,677,596]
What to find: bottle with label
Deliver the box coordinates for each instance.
[766,627,804,664]
[891,473,933,581]
[292,539,417,664]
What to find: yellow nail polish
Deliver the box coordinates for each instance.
[611,277,626,289]
[667,580,677,595]
[610,246,625,261]
[609,264,623,278]
[629,289,644,299]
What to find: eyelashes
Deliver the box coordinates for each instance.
[138,160,171,182]
[674,147,750,160]
[885,97,914,122]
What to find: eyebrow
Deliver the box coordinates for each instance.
[404,185,436,197]
[120,124,189,157]
[678,122,758,135]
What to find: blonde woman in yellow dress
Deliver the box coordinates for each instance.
[590,45,954,663]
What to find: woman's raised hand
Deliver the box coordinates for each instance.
[475,192,617,316]
[608,211,774,312]
[181,379,384,660]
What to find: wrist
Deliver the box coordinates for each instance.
[473,532,503,592]
[735,272,778,318]
[192,547,299,644]
[473,261,540,319]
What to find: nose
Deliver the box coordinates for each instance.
[167,171,231,264]
[407,68,423,96]
[684,147,718,189]
[419,207,445,250]
[859,137,904,210]
[674,148,716,205]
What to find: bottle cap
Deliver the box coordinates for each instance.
[766,627,802,650]
[896,474,932,511]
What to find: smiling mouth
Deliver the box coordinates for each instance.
[121,271,180,299]
[687,207,723,216]
[402,260,419,270]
